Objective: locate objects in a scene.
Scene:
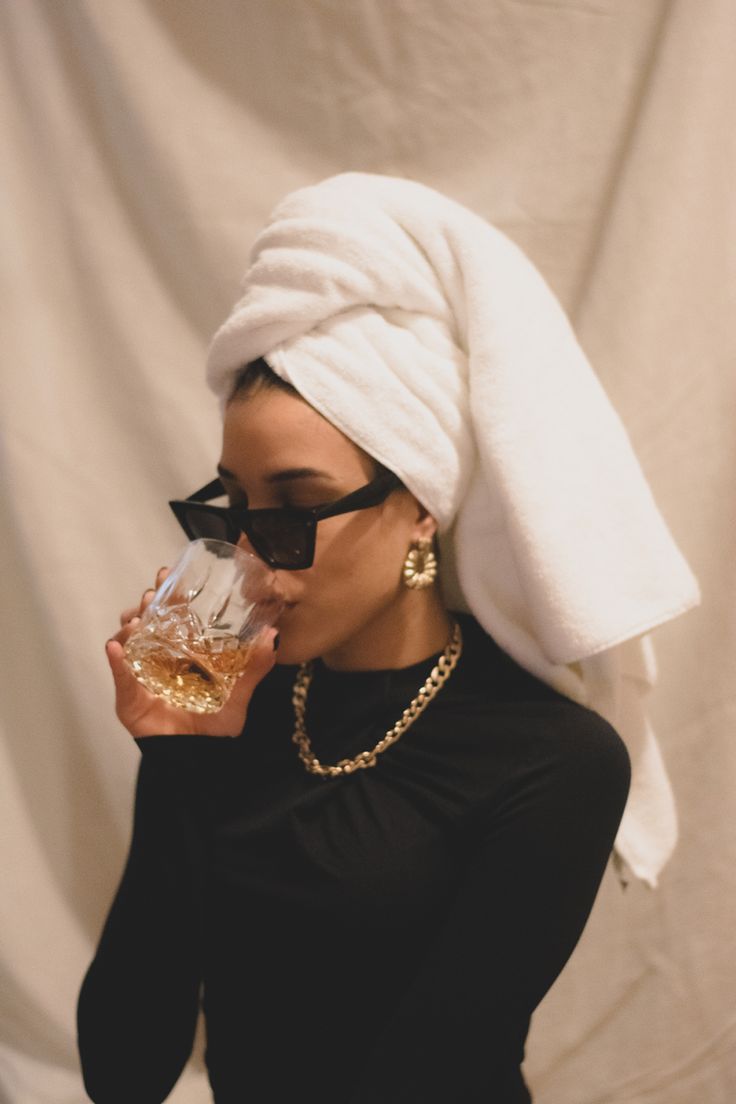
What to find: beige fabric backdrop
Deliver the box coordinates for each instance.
[1,1,734,1101]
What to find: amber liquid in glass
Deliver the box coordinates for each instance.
[124,618,254,714]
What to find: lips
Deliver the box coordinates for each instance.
[253,595,293,623]
[267,600,297,624]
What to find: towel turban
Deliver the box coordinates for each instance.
[206,172,700,887]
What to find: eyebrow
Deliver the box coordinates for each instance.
[216,463,337,485]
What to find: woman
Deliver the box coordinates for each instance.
[77,173,698,1103]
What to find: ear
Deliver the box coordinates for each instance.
[412,501,439,543]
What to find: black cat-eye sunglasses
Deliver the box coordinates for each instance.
[169,469,403,570]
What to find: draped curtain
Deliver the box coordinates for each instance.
[1,2,734,1100]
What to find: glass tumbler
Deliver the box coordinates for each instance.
[123,538,284,714]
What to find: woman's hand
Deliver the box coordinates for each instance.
[105,567,279,739]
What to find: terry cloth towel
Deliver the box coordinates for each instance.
[207,172,701,889]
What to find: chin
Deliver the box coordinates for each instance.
[272,618,340,667]
[272,631,316,667]
[274,649,304,667]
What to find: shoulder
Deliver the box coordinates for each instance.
[439,612,631,785]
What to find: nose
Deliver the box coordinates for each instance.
[235,532,278,576]
[236,536,287,610]
[235,532,259,559]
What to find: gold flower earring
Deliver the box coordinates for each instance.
[402,537,438,590]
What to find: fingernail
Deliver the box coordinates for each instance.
[143,589,155,599]
[273,633,280,651]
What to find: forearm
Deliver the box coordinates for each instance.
[77,738,216,1103]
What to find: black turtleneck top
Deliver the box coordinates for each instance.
[77,613,630,1103]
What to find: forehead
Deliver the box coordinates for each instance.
[219,388,373,480]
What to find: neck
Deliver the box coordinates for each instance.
[320,588,453,672]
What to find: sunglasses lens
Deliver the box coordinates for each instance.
[181,507,233,544]
[172,500,315,569]
[247,514,312,569]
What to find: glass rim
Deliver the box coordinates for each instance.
[185,536,264,562]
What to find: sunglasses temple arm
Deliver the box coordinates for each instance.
[186,478,225,504]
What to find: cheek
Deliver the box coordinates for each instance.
[313,516,406,599]
[275,514,412,658]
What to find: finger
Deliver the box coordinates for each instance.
[105,637,140,701]
[110,616,142,648]
[105,637,126,671]
[105,634,157,728]
[139,587,156,613]
[140,567,169,614]
[119,568,168,627]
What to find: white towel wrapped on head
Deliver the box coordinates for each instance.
[207,172,700,888]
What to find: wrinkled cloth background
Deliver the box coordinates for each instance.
[1,2,734,1102]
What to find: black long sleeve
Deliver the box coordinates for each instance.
[77,738,214,1104]
[347,706,630,1103]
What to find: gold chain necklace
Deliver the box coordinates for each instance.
[291,620,463,778]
